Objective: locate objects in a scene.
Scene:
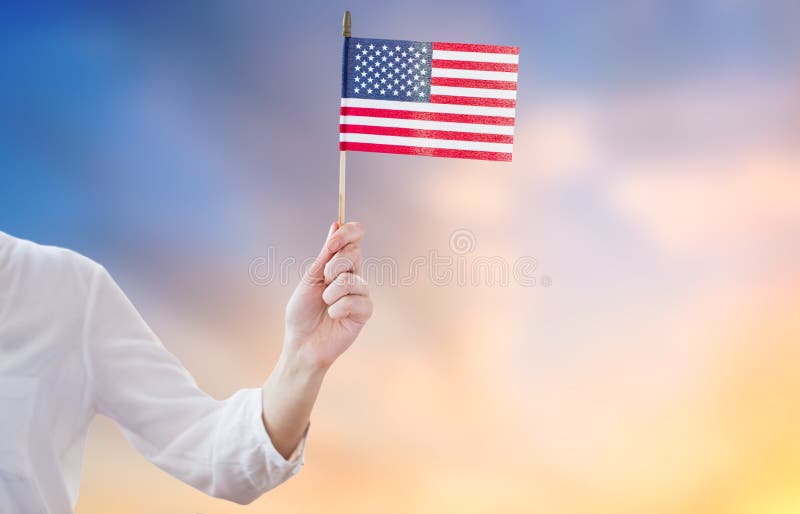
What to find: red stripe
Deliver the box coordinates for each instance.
[340,107,515,126]
[340,142,512,162]
[340,124,514,144]
[433,42,519,55]
[430,77,517,90]
[429,95,516,108]
[432,60,518,72]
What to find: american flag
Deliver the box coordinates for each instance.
[340,37,519,162]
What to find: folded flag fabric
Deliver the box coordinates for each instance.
[340,38,519,162]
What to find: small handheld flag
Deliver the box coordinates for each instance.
[340,23,518,163]
[335,11,518,223]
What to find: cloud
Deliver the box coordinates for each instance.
[609,147,800,256]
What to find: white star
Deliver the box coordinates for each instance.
[362,49,367,55]
[408,57,414,63]
[418,91,424,97]
[414,64,420,69]
[381,56,387,62]
[415,52,420,58]
[380,89,386,95]
[381,67,387,72]
[367,88,373,93]
[367,77,373,83]
[401,52,407,57]
[419,80,426,85]
[389,51,394,56]
[406,91,412,96]
[388,62,394,68]
[355,54,361,60]
[361,72,367,77]
[375,50,380,56]
[368,66,374,72]
[388,73,394,78]
[354,88,360,93]
[395,45,401,51]
[413,85,418,91]
[361,82,366,88]
[369,44,374,50]
[399,84,405,90]
[394,57,400,62]
[421,47,427,53]
[420,69,427,75]
[355,65,361,70]
[393,90,399,95]
[382,45,388,50]
[407,46,414,52]
[401,74,406,79]
[407,79,412,85]
[401,63,406,68]
[356,43,362,49]
[394,79,399,84]
[381,78,386,83]
[374,72,380,77]
[420,58,427,64]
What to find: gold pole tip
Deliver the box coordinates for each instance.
[342,10,351,38]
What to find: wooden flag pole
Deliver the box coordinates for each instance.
[339,10,351,226]
[338,150,346,225]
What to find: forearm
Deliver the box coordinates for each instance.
[261,345,327,459]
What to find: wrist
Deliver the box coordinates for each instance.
[278,340,330,382]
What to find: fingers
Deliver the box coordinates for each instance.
[327,222,365,254]
[304,222,365,284]
[324,243,361,284]
[304,222,339,284]
[328,294,373,323]
[303,221,365,284]
[322,273,368,305]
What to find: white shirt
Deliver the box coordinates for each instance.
[0,231,305,513]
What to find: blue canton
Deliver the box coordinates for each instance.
[343,37,433,102]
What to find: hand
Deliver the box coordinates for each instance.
[262,221,372,458]
[284,221,372,371]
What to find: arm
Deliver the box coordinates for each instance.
[83,222,371,503]
[262,221,371,458]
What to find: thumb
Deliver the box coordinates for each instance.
[304,222,339,283]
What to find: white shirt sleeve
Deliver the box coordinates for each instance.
[81,265,305,504]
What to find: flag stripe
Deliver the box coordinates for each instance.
[340,142,512,161]
[429,67,518,82]
[431,59,518,72]
[429,95,516,108]
[340,124,514,143]
[430,85,517,99]
[433,42,519,55]
[340,116,514,135]
[340,98,516,118]
[430,77,517,90]
[340,107,515,127]
[431,50,519,64]
[340,132,513,152]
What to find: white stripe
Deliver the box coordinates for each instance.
[430,68,518,82]
[430,86,517,100]
[340,133,513,153]
[341,98,516,118]
[432,50,519,64]
[340,116,515,135]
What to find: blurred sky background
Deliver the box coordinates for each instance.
[2,1,800,513]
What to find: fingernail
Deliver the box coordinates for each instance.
[327,222,336,239]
